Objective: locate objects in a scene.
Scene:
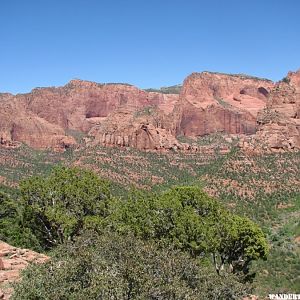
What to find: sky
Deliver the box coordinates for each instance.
[1,0,300,94]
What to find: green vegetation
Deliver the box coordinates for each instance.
[1,168,269,298]
[19,167,111,249]
[134,105,156,117]
[1,170,268,271]
[109,186,268,278]
[12,232,251,300]
[0,143,299,297]
[215,97,234,108]
[181,133,239,148]
[0,145,63,185]
[65,129,86,143]
[201,71,273,82]
[281,76,291,84]
[144,84,182,94]
[104,82,133,86]
[0,190,40,248]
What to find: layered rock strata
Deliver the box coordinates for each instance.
[0,69,299,152]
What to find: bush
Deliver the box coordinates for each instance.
[281,76,290,84]
[12,231,251,300]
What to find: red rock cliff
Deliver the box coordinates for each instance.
[251,69,300,151]
[176,72,274,137]
[1,69,299,152]
[0,80,179,150]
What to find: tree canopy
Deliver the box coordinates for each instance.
[19,166,111,249]
[0,167,269,298]
[109,186,268,275]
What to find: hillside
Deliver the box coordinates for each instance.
[0,138,299,295]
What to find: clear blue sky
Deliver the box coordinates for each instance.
[1,0,300,94]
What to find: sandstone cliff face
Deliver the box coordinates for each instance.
[176,72,274,137]
[88,106,183,151]
[0,81,179,150]
[0,70,299,152]
[0,95,76,150]
[250,70,300,151]
[26,80,168,132]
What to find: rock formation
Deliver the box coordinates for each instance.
[176,72,274,137]
[242,70,300,152]
[0,69,299,152]
[88,111,183,151]
[0,93,76,151]
[0,80,179,151]
[0,241,48,299]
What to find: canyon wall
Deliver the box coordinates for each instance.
[0,69,299,152]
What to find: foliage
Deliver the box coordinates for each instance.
[12,231,251,300]
[177,132,238,147]
[144,84,182,94]
[134,105,156,118]
[215,97,233,108]
[0,190,40,249]
[252,199,300,294]
[0,144,299,295]
[19,166,112,249]
[65,129,86,143]
[215,215,269,281]
[281,76,291,84]
[202,71,272,82]
[109,186,269,277]
[1,167,269,286]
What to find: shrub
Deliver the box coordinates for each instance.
[12,231,251,300]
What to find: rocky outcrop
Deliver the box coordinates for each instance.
[0,241,48,299]
[176,72,274,137]
[88,105,184,151]
[0,81,179,150]
[244,70,300,152]
[89,72,278,151]
[26,81,168,132]
[0,95,76,150]
[1,69,299,152]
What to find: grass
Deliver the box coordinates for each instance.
[215,97,234,109]
[65,129,87,143]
